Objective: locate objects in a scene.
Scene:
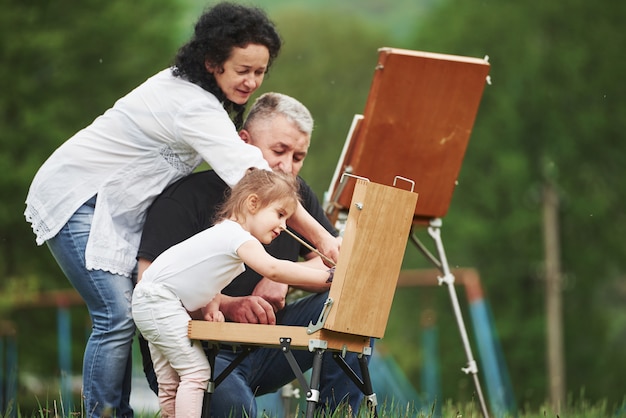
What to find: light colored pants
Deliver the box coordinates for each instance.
[132,281,210,418]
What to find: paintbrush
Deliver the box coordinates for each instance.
[280,227,336,267]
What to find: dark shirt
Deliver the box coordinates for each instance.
[137,170,337,296]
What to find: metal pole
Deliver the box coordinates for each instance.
[466,278,517,417]
[427,220,490,418]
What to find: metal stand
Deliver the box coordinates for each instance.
[201,339,375,418]
[271,339,376,418]
[411,218,490,418]
[202,344,256,417]
[279,338,322,418]
[332,352,378,417]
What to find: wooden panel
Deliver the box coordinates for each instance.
[327,48,490,221]
[323,180,418,338]
[188,321,371,353]
[188,181,415,349]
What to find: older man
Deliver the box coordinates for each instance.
[137,92,366,417]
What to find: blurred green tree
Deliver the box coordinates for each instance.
[394,0,626,409]
[4,0,625,413]
[0,0,186,398]
[0,0,184,285]
[252,7,394,196]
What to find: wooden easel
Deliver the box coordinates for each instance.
[326,47,491,223]
[189,177,418,417]
[324,47,492,417]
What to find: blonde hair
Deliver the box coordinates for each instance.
[215,168,300,222]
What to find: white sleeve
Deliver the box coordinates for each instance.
[175,99,270,187]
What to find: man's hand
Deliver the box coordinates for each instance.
[252,278,289,312]
[219,294,277,325]
[216,278,288,324]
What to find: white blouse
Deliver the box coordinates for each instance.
[24,68,269,277]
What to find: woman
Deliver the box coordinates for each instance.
[24,3,337,417]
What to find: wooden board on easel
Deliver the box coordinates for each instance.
[325,48,490,223]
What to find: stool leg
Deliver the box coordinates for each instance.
[202,344,217,418]
[332,352,378,416]
[305,349,324,418]
[358,354,378,417]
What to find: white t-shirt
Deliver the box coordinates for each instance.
[140,220,254,312]
[24,68,270,276]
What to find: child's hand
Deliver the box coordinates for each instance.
[202,295,223,322]
[204,310,225,322]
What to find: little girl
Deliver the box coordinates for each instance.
[132,168,333,418]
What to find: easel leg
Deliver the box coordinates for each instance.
[202,343,217,418]
[307,349,324,418]
[279,338,323,418]
[201,344,256,418]
[358,354,378,416]
[332,353,378,416]
[418,219,490,418]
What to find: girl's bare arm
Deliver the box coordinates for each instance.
[237,240,331,291]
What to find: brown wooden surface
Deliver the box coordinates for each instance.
[324,180,418,338]
[327,48,490,221]
[188,321,371,353]
[188,181,416,350]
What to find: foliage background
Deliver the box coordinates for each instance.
[1,0,625,414]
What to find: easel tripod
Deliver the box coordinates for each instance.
[323,46,493,417]
[411,218,490,418]
[328,206,490,418]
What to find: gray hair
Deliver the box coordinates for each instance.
[244,92,314,135]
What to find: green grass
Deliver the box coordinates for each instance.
[4,388,626,418]
[4,398,626,418]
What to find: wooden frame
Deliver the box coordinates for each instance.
[325,47,490,224]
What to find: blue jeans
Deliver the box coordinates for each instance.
[210,292,369,418]
[47,196,136,418]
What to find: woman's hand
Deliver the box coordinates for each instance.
[315,235,341,267]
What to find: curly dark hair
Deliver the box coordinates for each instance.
[172,2,282,128]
